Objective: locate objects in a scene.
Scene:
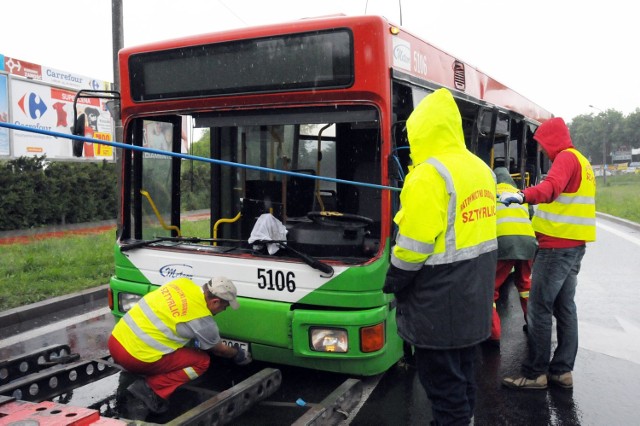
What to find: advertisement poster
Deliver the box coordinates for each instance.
[0,74,8,156]
[10,78,113,159]
[1,53,113,160]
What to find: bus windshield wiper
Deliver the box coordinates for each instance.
[120,236,244,252]
[252,240,334,277]
[120,237,170,252]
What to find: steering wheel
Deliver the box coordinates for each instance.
[307,211,374,228]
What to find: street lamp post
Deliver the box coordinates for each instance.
[588,105,607,184]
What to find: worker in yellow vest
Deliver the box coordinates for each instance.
[383,88,497,425]
[488,167,537,347]
[108,277,252,413]
[500,117,596,390]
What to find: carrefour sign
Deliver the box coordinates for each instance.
[1,53,113,160]
[10,78,114,159]
[2,54,110,91]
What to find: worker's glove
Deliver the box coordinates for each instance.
[498,191,524,205]
[383,264,418,296]
[233,346,253,366]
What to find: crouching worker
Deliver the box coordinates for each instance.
[108,277,252,413]
[490,167,538,346]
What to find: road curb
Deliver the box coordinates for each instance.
[0,284,109,330]
[596,212,640,232]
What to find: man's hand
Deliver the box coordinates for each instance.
[383,264,418,294]
[233,346,253,365]
[498,192,524,205]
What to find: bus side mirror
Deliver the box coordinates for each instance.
[71,114,86,157]
[72,114,86,136]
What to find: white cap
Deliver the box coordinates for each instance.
[205,277,239,310]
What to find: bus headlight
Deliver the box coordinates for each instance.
[119,293,142,313]
[310,328,348,353]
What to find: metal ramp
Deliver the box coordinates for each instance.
[0,345,362,425]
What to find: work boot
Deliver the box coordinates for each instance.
[127,379,169,413]
[548,372,573,389]
[502,374,547,390]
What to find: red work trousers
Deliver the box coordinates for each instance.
[490,259,532,340]
[108,335,210,399]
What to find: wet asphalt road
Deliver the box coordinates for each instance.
[352,214,640,426]
[1,213,639,425]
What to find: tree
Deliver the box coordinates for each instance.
[569,109,629,163]
[623,109,640,150]
[180,131,211,210]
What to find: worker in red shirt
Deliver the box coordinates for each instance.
[500,117,596,390]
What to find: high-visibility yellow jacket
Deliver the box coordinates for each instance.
[112,278,212,362]
[388,88,497,349]
[496,182,537,260]
[532,148,596,242]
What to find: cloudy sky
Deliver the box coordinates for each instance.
[2,0,637,121]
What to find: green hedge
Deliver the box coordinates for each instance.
[0,154,212,231]
[0,156,118,231]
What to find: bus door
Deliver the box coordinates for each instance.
[128,117,183,241]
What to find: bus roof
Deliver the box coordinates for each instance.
[119,14,553,123]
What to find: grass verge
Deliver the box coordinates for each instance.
[595,174,640,223]
[0,230,115,311]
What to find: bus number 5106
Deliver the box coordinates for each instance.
[257,269,296,292]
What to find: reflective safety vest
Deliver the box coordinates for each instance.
[496,183,536,238]
[112,278,211,363]
[392,156,497,270]
[532,148,596,242]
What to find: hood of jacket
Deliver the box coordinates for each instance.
[533,117,574,161]
[406,88,466,165]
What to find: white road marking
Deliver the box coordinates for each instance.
[0,307,111,349]
[597,222,640,245]
[580,317,640,366]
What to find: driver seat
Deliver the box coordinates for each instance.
[286,170,315,217]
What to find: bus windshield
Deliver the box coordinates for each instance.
[132,105,382,261]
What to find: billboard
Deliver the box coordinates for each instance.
[1,54,114,161]
[10,79,113,159]
[0,74,8,156]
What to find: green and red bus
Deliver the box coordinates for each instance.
[106,14,552,376]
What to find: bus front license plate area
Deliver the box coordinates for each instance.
[221,338,249,352]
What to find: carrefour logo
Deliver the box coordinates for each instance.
[392,38,412,71]
[18,93,47,119]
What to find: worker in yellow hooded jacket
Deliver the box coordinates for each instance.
[384,88,497,425]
